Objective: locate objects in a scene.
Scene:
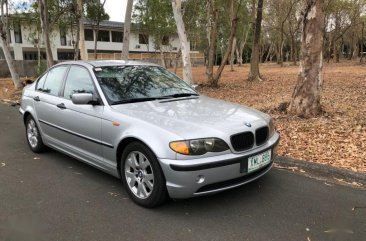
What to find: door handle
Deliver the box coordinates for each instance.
[56,103,66,109]
[33,96,40,102]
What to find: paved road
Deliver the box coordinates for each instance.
[0,103,365,241]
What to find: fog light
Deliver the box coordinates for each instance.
[196,175,205,184]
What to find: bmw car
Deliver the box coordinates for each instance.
[19,60,280,207]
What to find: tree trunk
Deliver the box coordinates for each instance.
[0,0,22,89]
[174,48,181,74]
[160,47,166,68]
[73,7,81,61]
[78,0,87,60]
[211,13,238,85]
[38,0,54,67]
[288,0,325,118]
[122,0,133,60]
[230,37,237,71]
[361,22,364,63]
[94,25,99,59]
[172,0,192,84]
[248,0,264,82]
[206,0,218,84]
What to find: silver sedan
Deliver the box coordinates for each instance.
[20,60,280,207]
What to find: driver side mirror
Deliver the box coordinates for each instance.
[71,93,100,105]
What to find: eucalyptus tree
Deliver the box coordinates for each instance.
[85,0,109,59]
[38,0,54,67]
[121,0,133,60]
[172,0,192,84]
[0,0,22,89]
[133,0,177,67]
[248,0,264,81]
[288,0,325,117]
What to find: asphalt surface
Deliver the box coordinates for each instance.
[0,103,365,241]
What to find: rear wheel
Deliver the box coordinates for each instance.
[121,142,168,207]
[25,115,46,153]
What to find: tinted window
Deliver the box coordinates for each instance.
[42,66,68,96]
[63,66,95,99]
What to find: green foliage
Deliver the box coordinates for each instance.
[86,0,109,24]
[36,58,47,76]
[133,0,176,50]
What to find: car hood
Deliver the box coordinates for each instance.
[111,96,268,139]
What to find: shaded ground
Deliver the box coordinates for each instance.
[1,61,365,172]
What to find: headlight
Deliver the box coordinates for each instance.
[268,119,275,137]
[169,138,229,155]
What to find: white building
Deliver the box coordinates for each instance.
[1,19,182,61]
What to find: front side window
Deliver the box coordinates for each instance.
[94,66,196,104]
[63,66,95,99]
[42,66,68,96]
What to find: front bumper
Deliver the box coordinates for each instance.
[159,133,280,199]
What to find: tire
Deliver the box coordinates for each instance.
[121,142,168,208]
[25,115,46,153]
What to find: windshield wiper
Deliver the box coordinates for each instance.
[163,93,199,98]
[111,97,169,105]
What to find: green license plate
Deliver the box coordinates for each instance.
[247,149,272,173]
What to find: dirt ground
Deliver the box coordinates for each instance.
[1,62,365,173]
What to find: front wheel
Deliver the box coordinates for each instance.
[121,142,168,207]
[25,115,46,153]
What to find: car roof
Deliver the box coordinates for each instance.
[55,60,161,68]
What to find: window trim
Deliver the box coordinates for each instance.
[35,64,70,96]
[59,64,104,105]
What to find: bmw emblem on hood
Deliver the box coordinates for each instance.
[244,122,252,127]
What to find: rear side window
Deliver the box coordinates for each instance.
[63,66,95,100]
[36,73,48,91]
[42,66,68,96]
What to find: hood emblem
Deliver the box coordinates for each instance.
[244,122,252,127]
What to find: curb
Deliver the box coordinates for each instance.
[274,156,366,186]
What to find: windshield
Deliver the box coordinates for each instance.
[94,65,197,104]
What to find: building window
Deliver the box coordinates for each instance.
[97,30,110,42]
[60,29,67,46]
[111,31,123,42]
[57,52,75,60]
[162,36,169,45]
[85,29,94,41]
[0,49,14,59]
[14,23,22,43]
[139,34,149,44]
[23,52,37,60]
[23,51,46,60]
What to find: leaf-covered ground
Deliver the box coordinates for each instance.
[1,62,365,173]
[186,62,366,173]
